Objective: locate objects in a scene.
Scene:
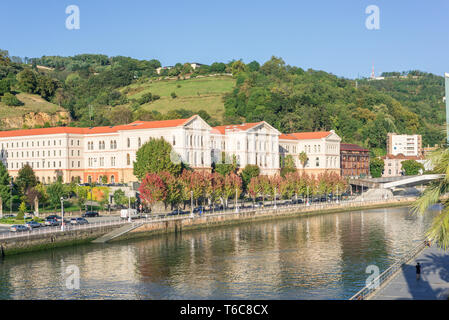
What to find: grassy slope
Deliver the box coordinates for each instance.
[0,93,63,118]
[123,75,235,120]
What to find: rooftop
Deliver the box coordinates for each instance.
[0,116,196,138]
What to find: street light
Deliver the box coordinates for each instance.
[10,177,13,216]
[273,186,277,209]
[235,188,239,213]
[60,196,65,231]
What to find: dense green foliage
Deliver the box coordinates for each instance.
[223,56,445,152]
[0,49,445,154]
[370,158,385,178]
[133,138,183,180]
[401,159,425,176]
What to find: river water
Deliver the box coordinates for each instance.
[0,206,440,300]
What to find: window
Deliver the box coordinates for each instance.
[173,136,176,146]
[127,138,130,148]
[127,153,130,165]
[316,157,319,167]
[138,137,141,147]
[111,157,116,166]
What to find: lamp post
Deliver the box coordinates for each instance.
[336,185,339,204]
[60,197,65,231]
[10,178,13,216]
[128,195,131,222]
[273,186,277,209]
[190,190,194,217]
[306,186,310,206]
[235,188,239,213]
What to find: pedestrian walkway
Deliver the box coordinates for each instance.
[371,245,449,300]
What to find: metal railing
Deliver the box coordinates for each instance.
[0,218,130,240]
[0,195,416,241]
[349,240,427,300]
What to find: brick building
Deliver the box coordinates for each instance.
[340,143,370,178]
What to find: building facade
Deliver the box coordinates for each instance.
[210,122,281,175]
[0,115,285,183]
[279,130,341,175]
[387,133,422,157]
[340,143,370,178]
[381,154,424,177]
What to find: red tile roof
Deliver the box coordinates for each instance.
[212,122,263,134]
[381,153,424,160]
[340,143,370,152]
[279,131,332,140]
[0,116,195,138]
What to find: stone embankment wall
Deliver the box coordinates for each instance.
[0,224,118,256]
[122,197,416,241]
[0,197,416,256]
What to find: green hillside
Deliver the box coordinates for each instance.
[122,75,234,120]
[0,93,63,118]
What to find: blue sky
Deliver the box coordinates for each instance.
[1,0,448,78]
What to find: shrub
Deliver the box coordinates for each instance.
[1,93,24,106]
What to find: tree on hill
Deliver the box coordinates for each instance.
[133,138,183,180]
[1,93,23,106]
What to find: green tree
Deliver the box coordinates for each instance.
[1,93,23,106]
[280,155,296,177]
[401,159,424,176]
[113,189,128,206]
[298,152,308,172]
[240,164,260,191]
[46,181,67,210]
[17,201,27,220]
[0,162,13,210]
[16,68,37,93]
[370,158,385,178]
[16,164,38,194]
[133,138,183,180]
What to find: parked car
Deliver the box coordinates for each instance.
[10,225,28,232]
[70,217,89,225]
[3,214,16,219]
[46,215,62,221]
[254,202,263,208]
[168,209,188,216]
[82,211,99,218]
[25,221,42,230]
[193,206,205,213]
[44,219,60,227]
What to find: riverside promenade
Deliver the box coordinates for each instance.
[370,245,449,300]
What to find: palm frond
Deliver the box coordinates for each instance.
[427,206,449,250]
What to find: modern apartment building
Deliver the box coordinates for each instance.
[279,130,341,175]
[387,133,422,157]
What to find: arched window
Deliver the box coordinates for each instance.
[127,153,131,165]
[138,137,141,147]
[111,175,115,184]
[127,138,130,148]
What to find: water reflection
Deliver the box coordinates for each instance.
[0,207,436,300]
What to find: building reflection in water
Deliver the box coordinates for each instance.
[0,207,438,300]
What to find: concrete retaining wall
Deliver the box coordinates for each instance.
[0,224,119,256]
[120,197,416,241]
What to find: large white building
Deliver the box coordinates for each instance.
[0,115,343,183]
[387,133,422,157]
[279,130,341,175]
